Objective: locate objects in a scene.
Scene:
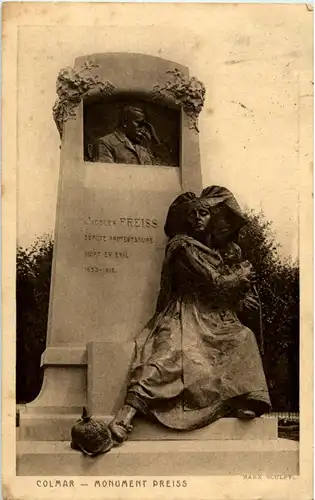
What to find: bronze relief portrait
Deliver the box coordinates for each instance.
[84,99,180,167]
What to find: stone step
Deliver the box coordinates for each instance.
[19,414,278,441]
[17,439,299,476]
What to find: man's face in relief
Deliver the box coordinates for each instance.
[187,207,211,236]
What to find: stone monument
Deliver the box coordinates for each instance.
[18,52,204,436]
[17,53,298,475]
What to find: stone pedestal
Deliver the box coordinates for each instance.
[17,432,299,476]
[19,53,203,436]
[87,341,135,416]
[19,414,278,443]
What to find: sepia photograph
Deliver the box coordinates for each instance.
[2,2,313,499]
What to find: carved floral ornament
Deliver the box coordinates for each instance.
[52,62,206,137]
[152,69,206,132]
[52,61,115,138]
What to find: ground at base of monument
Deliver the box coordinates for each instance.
[17,439,298,476]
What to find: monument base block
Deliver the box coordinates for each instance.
[17,416,299,476]
[17,439,299,476]
[19,415,278,442]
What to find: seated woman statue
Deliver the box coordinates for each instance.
[109,185,271,443]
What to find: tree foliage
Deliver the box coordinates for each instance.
[238,209,299,411]
[16,234,53,403]
[16,211,299,410]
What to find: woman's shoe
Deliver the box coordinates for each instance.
[109,405,137,444]
[236,408,257,420]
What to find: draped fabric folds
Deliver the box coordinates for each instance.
[126,234,271,430]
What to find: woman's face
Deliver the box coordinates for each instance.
[187,207,211,236]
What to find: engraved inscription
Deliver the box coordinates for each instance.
[82,215,159,275]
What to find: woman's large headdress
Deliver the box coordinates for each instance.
[164,185,247,238]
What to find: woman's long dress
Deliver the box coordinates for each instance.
[126,235,271,430]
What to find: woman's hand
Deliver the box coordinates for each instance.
[234,262,252,289]
[237,261,257,284]
[243,295,260,311]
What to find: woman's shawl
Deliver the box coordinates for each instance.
[132,235,224,366]
[134,186,264,354]
[133,234,264,359]
[155,235,223,314]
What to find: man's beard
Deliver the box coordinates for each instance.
[135,130,149,145]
